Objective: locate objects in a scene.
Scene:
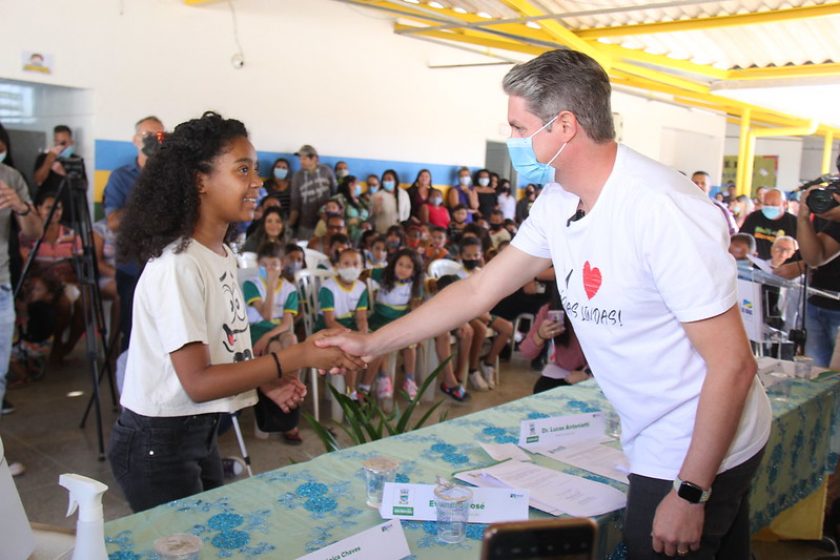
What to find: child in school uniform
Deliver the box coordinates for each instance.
[359,249,424,400]
[316,248,369,399]
[107,112,361,512]
[243,240,303,444]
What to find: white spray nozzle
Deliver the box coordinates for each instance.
[59,474,108,522]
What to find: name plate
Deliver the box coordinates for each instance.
[379,482,529,523]
[295,520,410,560]
[519,412,605,449]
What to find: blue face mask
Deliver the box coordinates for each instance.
[431,197,442,206]
[368,185,379,194]
[506,115,566,185]
[59,145,75,159]
[273,167,288,180]
[354,184,362,197]
[383,180,396,192]
[761,206,782,220]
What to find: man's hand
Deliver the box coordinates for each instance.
[0,180,28,214]
[305,328,368,373]
[313,329,374,363]
[651,490,704,557]
[260,376,307,413]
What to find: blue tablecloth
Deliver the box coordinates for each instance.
[104,374,840,560]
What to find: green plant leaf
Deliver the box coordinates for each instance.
[412,399,447,431]
[395,357,450,433]
[302,412,341,452]
[327,384,366,444]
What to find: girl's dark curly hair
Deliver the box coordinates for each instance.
[380,248,424,300]
[117,111,248,263]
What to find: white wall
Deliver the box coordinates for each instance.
[800,136,840,181]
[0,0,726,176]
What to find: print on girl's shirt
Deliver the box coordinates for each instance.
[220,270,249,353]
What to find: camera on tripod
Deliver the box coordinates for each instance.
[806,181,840,214]
[56,157,87,189]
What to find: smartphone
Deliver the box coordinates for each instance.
[481,518,597,560]
[546,310,565,324]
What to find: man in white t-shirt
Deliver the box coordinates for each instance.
[320,49,771,559]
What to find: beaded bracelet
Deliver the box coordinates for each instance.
[270,351,283,379]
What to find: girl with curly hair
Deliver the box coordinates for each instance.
[109,112,363,512]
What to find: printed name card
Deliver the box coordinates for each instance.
[519,412,605,449]
[379,482,529,523]
[295,520,410,560]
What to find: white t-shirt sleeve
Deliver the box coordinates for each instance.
[641,193,737,323]
[510,192,552,259]
[152,254,210,353]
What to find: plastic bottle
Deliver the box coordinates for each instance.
[59,473,109,560]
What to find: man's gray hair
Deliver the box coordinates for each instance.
[502,49,615,143]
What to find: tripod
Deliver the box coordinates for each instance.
[15,158,117,460]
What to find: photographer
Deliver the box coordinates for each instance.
[797,187,840,366]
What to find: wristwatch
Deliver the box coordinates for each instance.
[673,476,711,504]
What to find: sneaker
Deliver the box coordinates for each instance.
[440,382,470,402]
[479,361,497,390]
[222,456,246,479]
[1,399,15,415]
[468,370,489,391]
[402,377,418,400]
[376,376,394,400]
[8,462,26,477]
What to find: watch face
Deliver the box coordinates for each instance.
[677,482,703,503]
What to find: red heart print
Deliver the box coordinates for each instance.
[583,261,602,299]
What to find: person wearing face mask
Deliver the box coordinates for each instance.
[487,209,511,249]
[515,184,538,224]
[263,157,292,220]
[447,166,479,222]
[370,169,409,234]
[361,174,380,207]
[497,179,516,221]
[475,168,499,219]
[333,175,369,244]
[317,49,770,560]
[420,188,450,228]
[315,248,369,399]
[334,161,350,184]
[738,188,797,260]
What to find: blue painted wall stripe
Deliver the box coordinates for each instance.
[94,139,483,187]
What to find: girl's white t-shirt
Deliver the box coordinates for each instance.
[121,239,257,417]
[511,144,771,480]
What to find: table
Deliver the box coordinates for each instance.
[104,374,840,560]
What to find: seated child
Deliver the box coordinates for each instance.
[424,226,451,266]
[421,190,450,229]
[364,236,388,270]
[519,289,591,394]
[9,275,60,384]
[448,205,468,244]
[318,233,351,271]
[360,249,424,400]
[729,232,757,275]
[316,248,369,398]
[429,274,472,402]
[384,225,406,257]
[243,241,303,443]
[457,237,513,391]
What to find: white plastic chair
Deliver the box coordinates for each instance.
[295,268,341,421]
[304,248,331,272]
[427,258,464,279]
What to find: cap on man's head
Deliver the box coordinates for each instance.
[295,144,318,158]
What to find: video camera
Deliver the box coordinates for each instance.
[141,130,168,158]
[801,152,840,214]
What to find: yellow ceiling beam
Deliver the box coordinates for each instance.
[593,42,727,81]
[498,0,610,67]
[576,3,840,39]
[611,62,710,95]
[394,24,545,56]
[183,0,223,4]
[725,62,840,81]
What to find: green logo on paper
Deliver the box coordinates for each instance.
[526,436,539,443]
[393,506,414,516]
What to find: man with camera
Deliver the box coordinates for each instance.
[797,186,840,367]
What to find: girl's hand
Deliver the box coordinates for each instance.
[260,376,307,413]
[253,334,271,357]
[537,319,565,340]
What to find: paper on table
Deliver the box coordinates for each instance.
[294,520,410,560]
[519,412,607,450]
[746,254,774,275]
[379,483,529,524]
[537,442,630,485]
[479,442,532,463]
[456,461,626,517]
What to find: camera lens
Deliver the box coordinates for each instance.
[807,188,840,214]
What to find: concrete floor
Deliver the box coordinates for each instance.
[1,343,837,559]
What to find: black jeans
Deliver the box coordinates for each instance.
[623,448,765,560]
[107,408,224,513]
[533,376,570,394]
[115,269,140,352]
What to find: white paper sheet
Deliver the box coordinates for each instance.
[537,442,630,485]
[479,442,532,463]
[455,461,626,517]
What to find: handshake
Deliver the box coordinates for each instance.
[260,328,373,413]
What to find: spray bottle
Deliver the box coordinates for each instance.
[59,473,109,560]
